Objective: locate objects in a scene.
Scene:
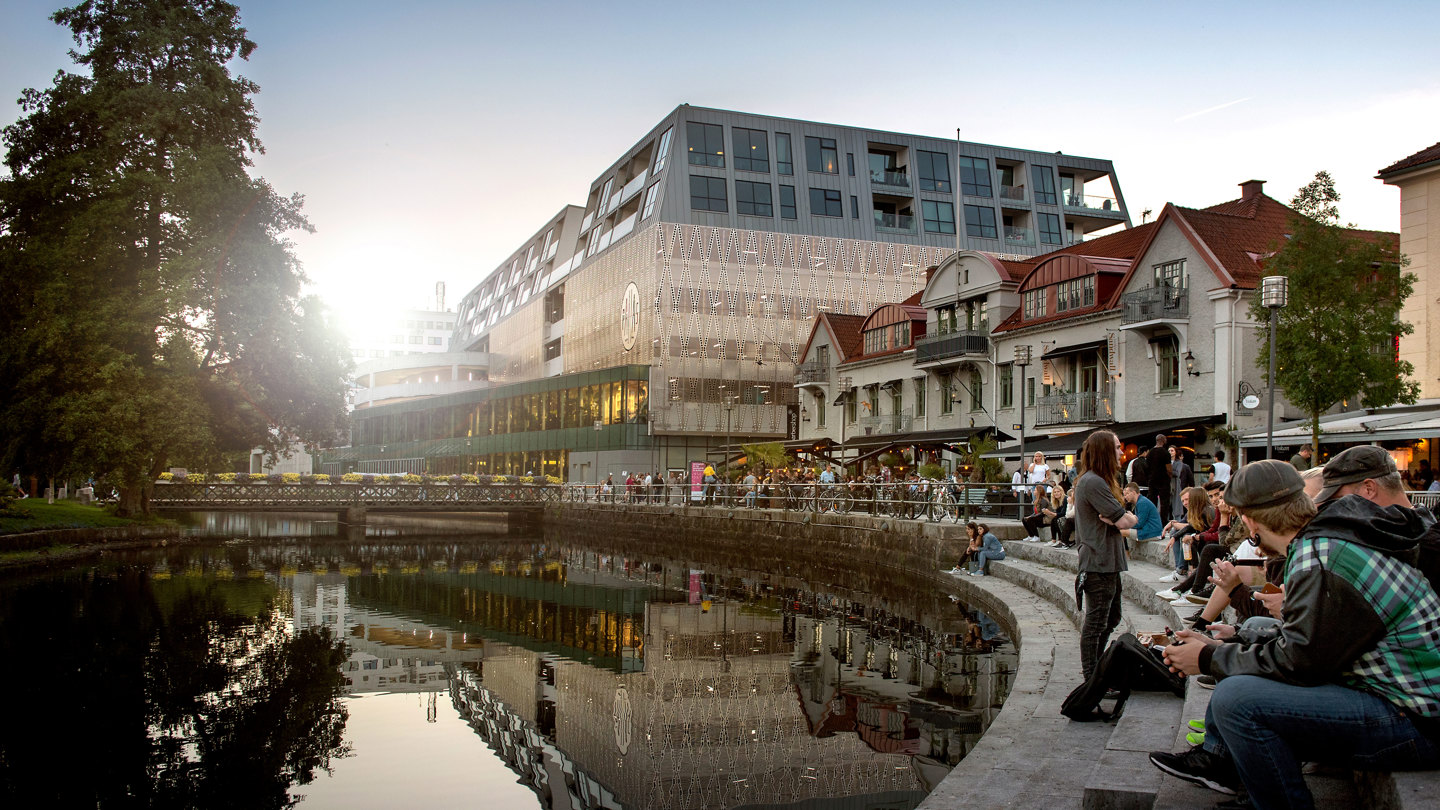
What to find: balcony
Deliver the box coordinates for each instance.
[1000,185,1027,203]
[873,211,916,232]
[857,407,913,436]
[870,169,911,189]
[1003,226,1034,247]
[1121,285,1189,325]
[795,360,829,386]
[914,330,989,364]
[1036,387,1114,426]
[1064,192,1122,214]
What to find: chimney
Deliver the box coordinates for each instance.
[1240,179,1265,200]
[925,265,939,285]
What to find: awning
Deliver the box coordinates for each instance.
[1236,402,1440,448]
[880,379,903,391]
[1042,339,1107,360]
[984,415,1225,459]
[841,426,1014,466]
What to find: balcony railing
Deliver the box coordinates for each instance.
[873,211,916,231]
[1003,226,1034,246]
[1121,285,1190,324]
[857,408,913,436]
[870,169,911,189]
[1064,192,1121,213]
[914,330,989,363]
[999,185,1026,202]
[1036,387,1114,426]
[795,360,830,385]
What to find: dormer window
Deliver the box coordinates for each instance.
[1055,277,1095,312]
[1023,289,1047,320]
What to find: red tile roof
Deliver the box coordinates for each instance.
[999,258,1037,282]
[1378,141,1440,178]
[820,313,865,359]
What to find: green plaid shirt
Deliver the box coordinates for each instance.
[1287,536,1440,717]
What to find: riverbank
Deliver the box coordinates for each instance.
[0,499,176,534]
[0,522,185,571]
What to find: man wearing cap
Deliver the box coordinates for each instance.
[1313,444,1440,594]
[1148,459,1440,806]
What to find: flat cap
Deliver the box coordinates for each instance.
[1225,459,1306,509]
[1315,445,1397,505]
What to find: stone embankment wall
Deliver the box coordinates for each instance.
[0,524,179,552]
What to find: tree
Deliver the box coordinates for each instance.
[1250,171,1419,457]
[740,441,787,472]
[0,0,351,514]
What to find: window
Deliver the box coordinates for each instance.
[936,306,957,334]
[1154,259,1188,293]
[642,183,660,219]
[999,364,1014,408]
[964,299,988,331]
[1038,212,1062,245]
[964,204,998,239]
[922,200,955,234]
[863,327,888,354]
[1032,165,1057,204]
[779,185,797,219]
[850,195,859,219]
[958,157,992,197]
[1055,277,1093,312]
[733,127,769,172]
[409,335,423,344]
[970,368,985,412]
[918,150,951,192]
[1027,377,1035,406]
[805,136,838,173]
[652,126,674,173]
[846,390,857,422]
[736,180,773,216]
[689,175,727,212]
[847,152,855,176]
[810,187,842,217]
[1022,288,1047,320]
[776,132,794,175]
[816,397,826,428]
[687,122,724,168]
[940,373,953,415]
[914,378,926,417]
[428,337,442,345]
[596,178,613,214]
[1157,336,1181,391]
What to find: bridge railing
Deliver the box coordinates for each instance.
[148,482,563,507]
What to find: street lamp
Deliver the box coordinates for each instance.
[594,419,603,497]
[1261,275,1289,460]
[722,395,737,494]
[1015,345,1033,516]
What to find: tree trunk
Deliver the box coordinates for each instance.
[116,485,144,517]
[1311,411,1322,467]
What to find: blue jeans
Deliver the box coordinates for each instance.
[1205,675,1440,809]
[973,549,1004,572]
[1171,536,1186,572]
[744,490,756,508]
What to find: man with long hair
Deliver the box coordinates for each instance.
[1074,430,1138,679]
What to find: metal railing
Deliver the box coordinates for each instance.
[148,482,562,509]
[1036,387,1114,426]
[1003,226,1033,246]
[870,169,910,188]
[795,359,830,385]
[1121,285,1189,323]
[1064,192,1120,212]
[559,480,1048,523]
[856,408,912,435]
[873,211,915,231]
[914,330,989,363]
[999,185,1026,202]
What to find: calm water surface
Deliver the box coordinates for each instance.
[0,514,1016,809]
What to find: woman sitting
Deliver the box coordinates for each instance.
[970,523,1006,576]
[953,522,984,572]
[1023,483,1065,543]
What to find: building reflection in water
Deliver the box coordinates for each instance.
[200,538,1015,810]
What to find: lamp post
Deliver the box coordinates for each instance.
[1015,345,1033,518]
[722,395,736,497]
[1261,276,1289,460]
[593,419,603,498]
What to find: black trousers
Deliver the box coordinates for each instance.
[1079,571,1124,680]
[1022,512,1052,537]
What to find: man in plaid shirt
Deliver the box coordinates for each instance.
[1151,459,1440,808]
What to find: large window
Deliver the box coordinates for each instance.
[805,136,839,173]
[653,126,674,173]
[1055,276,1095,312]
[999,364,1014,408]
[689,175,727,212]
[969,367,985,412]
[1155,259,1188,292]
[641,183,660,219]
[1157,336,1181,391]
[687,122,725,168]
[736,180,773,216]
[810,187,843,217]
[1022,288,1047,320]
[922,200,956,234]
[914,378,926,417]
[733,127,769,172]
[964,204,998,239]
[1038,212,1062,244]
[1032,165,1057,204]
[779,185,797,219]
[940,373,953,415]
[776,132,794,175]
[918,150,952,192]
[958,156,992,197]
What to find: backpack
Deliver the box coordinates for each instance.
[1061,633,1186,722]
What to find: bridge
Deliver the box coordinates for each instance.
[148,482,562,526]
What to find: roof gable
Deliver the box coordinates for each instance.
[1378,141,1440,178]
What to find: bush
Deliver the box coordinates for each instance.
[492,475,508,484]
[544,475,561,485]
[215,472,237,482]
[401,474,422,484]
[248,473,267,482]
[185,473,205,483]
[462,474,480,484]
[341,473,363,483]
[918,463,946,480]
[158,472,174,481]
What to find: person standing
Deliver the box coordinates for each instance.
[1145,433,1173,522]
[1169,446,1194,521]
[1290,444,1313,471]
[1074,430,1138,679]
[1210,450,1232,484]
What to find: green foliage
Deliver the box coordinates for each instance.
[918,462,945,480]
[1250,172,1419,453]
[878,452,903,469]
[0,1,351,514]
[740,441,788,471]
[0,499,173,535]
[957,434,1006,483]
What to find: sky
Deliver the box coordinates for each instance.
[3,0,1439,339]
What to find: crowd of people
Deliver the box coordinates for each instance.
[1051,430,1440,808]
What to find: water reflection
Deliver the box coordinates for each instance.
[0,528,1016,810]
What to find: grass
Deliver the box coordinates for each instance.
[0,500,174,535]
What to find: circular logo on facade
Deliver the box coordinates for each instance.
[620,282,640,352]
[613,686,632,755]
[1242,394,1261,409]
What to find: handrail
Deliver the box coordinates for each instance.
[148,482,561,507]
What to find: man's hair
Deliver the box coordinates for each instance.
[1215,450,1225,462]
[1123,482,1140,494]
[1080,430,1123,502]
[1203,479,1226,492]
[1375,471,1406,495]
[1237,490,1317,535]
[1156,433,1168,444]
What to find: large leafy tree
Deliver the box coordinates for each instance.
[0,0,350,513]
[1251,171,1419,456]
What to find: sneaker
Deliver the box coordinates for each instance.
[1186,730,1205,746]
[1024,536,1040,543]
[1188,719,1206,732]
[1170,597,1194,607]
[970,570,986,577]
[946,567,964,575]
[1185,592,1211,605]
[1158,572,1182,583]
[1156,589,1180,601]
[1196,675,1216,690]
[1148,745,1241,795]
